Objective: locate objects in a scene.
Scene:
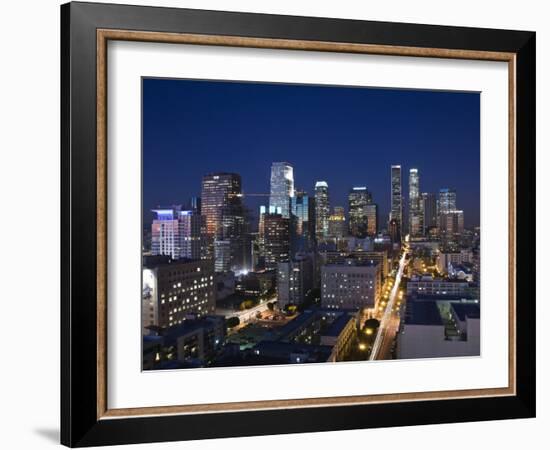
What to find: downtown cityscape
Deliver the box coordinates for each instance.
[142,79,481,370]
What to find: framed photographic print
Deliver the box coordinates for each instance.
[61,1,536,447]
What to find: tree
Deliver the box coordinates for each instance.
[284,304,297,315]
[226,316,240,328]
[364,318,380,330]
[239,299,255,310]
[267,302,275,311]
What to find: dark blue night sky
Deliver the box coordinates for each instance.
[143,78,480,228]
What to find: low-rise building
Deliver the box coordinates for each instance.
[318,250,389,279]
[321,259,381,311]
[214,271,235,300]
[397,300,480,359]
[406,277,475,297]
[265,307,358,362]
[235,269,276,297]
[437,250,473,273]
[143,315,226,369]
[142,256,215,333]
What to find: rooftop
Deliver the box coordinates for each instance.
[143,255,204,269]
[323,314,354,337]
[451,303,480,321]
[404,301,443,326]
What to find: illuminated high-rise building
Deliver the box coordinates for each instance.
[151,208,180,260]
[189,196,201,214]
[389,218,400,244]
[348,187,372,238]
[201,173,247,270]
[422,192,437,233]
[314,181,330,240]
[328,206,347,239]
[262,213,290,270]
[390,165,403,231]
[408,168,423,237]
[291,190,315,252]
[365,203,378,236]
[201,173,243,239]
[213,240,232,273]
[439,210,465,243]
[269,162,294,219]
[177,210,203,260]
[151,207,202,260]
[438,188,457,216]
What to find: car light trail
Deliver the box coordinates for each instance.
[369,243,409,360]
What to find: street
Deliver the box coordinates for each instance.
[369,241,409,360]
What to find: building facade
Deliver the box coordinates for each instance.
[318,249,388,279]
[314,181,330,240]
[438,188,457,216]
[269,162,294,219]
[213,240,232,273]
[397,300,479,359]
[406,278,471,297]
[365,203,378,236]
[262,213,291,270]
[321,260,381,311]
[290,190,315,252]
[422,192,437,232]
[328,206,347,240]
[201,173,242,239]
[439,210,465,245]
[348,187,372,238]
[408,168,424,237]
[390,165,403,232]
[389,218,400,244]
[277,254,314,309]
[151,208,203,260]
[201,172,247,270]
[142,256,215,333]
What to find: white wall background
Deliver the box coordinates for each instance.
[0,0,546,449]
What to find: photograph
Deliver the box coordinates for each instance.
[141,78,481,370]
[56,2,536,446]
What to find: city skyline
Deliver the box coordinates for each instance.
[143,78,480,228]
[142,78,481,370]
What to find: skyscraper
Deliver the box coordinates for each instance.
[151,207,202,260]
[438,188,457,216]
[422,192,437,232]
[151,208,181,260]
[269,162,294,218]
[408,168,423,237]
[291,190,315,252]
[177,210,203,259]
[189,196,201,214]
[213,240,232,273]
[315,181,330,240]
[328,206,347,239]
[365,203,378,236]
[390,165,403,231]
[201,173,243,239]
[389,218,400,244]
[439,210,465,244]
[348,187,373,238]
[262,213,291,270]
[201,173,247,270]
